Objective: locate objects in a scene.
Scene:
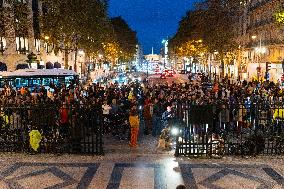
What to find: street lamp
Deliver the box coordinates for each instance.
[162,39,168,69]
[251,35,266,82]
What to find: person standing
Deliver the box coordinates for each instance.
[152,98,162,136]
[129,108,139,147]
[143,99,152,135]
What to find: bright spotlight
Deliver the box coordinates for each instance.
[171,127,179,136]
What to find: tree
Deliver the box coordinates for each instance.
[110,16,138,64]
[102,41,120,67]
[274,9,284,25]
[40,0,111,70]
[170,0,240,76]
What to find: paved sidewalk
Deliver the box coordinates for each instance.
[0,135,283,189]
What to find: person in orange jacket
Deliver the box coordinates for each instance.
[129,108,139,147]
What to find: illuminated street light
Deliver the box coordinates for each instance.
[162,38,168,68]
[78,50,85,55]
[252,35,266,81]
[255,47,266,54]
[44,36,50,40]
[197,39,203,43]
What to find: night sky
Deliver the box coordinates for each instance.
[108,0,195,55]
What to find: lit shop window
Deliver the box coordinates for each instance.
[34,39,40,52]
[16,37,28,53]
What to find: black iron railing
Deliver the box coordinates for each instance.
[0,105,104,155]
[175,100,284,157]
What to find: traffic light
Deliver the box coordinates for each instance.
[264,72,270,80]
[266,62,271,72]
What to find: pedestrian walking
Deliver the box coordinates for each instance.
[129,108,139,147]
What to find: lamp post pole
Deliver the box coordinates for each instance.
[147,61,149,78]
[209,55,212,82]
[257,38,262,82]
[162,39,168,69]
[252,35,265,82]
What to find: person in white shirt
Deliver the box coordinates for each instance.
[102,101,112,115]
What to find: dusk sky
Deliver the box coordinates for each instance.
[108,0,195,55]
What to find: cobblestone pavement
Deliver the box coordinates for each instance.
[0,136,284,189]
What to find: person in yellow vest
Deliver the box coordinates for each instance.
[128,91,134,101]
[29,129,42,152]
[129,108,139,147]
[1,108,13,127]
[273,103,284,133]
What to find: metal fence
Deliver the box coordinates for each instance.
[0,105,103,155]
[175,100,284,157]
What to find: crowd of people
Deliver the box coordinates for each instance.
[0,72,284,150]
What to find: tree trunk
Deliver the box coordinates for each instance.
[64,49,69,69]
[74,46,78,72]
[220,59,225,79]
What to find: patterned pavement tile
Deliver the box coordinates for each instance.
[0,162,100,189]
[0,158,283,188]
[180,164,284,189]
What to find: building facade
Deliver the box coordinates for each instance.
[0,0,77,71]
[237,0,284,82]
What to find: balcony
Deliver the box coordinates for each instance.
[245,39,284,48]
[248,0,272,12]
[246,18,274,31]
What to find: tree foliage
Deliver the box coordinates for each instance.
[110,16,138,63]
[175,40,207,58]
[103,41,120,65]
[0,0,29,37]
[274,10,284,25]
[40,0,111,68]
[170,0,240,66]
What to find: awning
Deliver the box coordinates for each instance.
[46,62,54,69]
[54,62,61,68]
[16,64,29,70]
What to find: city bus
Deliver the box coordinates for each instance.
[0,69,79,89]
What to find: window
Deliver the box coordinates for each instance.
[34,39,40,52]
[16,37,28,53]
[0,37,6,53]
[16,0,27,3]
[44,42,53,53]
